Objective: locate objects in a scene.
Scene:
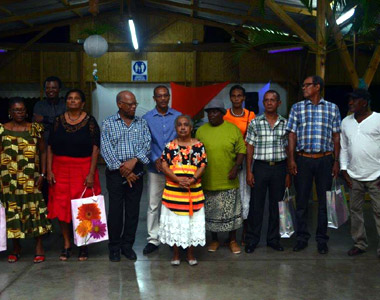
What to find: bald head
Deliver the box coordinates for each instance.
[116,90,135,103]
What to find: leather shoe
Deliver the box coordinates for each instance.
[317,243,328,254]
[293,241,308,252]
[143,243,159,255]
[347,246,365,256]
[267,242,284,251]
[245,243,257,253]
[121,248,137,260]
[109,250,120,262]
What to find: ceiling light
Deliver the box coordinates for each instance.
[336,6,356,25]
[129,19,139,50]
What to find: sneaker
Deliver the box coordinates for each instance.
[229,240,241,254]
[207,240,220,252]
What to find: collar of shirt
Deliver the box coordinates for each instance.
[257,114,286,127]
[305,98,326,106]
[152,107,175,117]
[114,112,139,124]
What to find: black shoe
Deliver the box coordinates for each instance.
[293,241,308,252]
[317,242,328,254]
[267,242,284,251]
[245,243,257,253]
[121,248,137,260]
[347,246,365,256]
[109,250,121,262]
[143,243,159,255]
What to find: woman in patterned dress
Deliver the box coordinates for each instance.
[158,115,207,266]
[0,98,52,263]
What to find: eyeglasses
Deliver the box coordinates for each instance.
[301,83,314,88]
[119,101,139,107]
[154,94,170,99]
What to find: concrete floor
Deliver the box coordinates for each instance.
[1,166,380,300]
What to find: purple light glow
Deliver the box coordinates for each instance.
[0,49,7,53]
[268,47,303,54]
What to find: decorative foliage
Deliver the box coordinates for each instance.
[80,24,114,37]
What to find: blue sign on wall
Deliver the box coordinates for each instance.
[132,60,148,81]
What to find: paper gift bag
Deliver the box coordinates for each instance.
[0,202,6,252]
[71,188,108,247]
[279,188,296,238]
[327,179,350,229]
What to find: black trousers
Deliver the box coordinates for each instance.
[106,168,143,252]
[294,155,333,243]
[246,160,286,246]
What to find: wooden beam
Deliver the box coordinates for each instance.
[144,0,283,27]
[316,0,326,80]
[140,18,178,45]
[364,45,380,87]
[326,5,359,88]
[60,0,83,17]
[0,42,235,52]
[0,5,33,27]
[226,0,317,16]
[0,0,116,25]
[264,0,317,52]
[0,28,52,69]
[140,8,249,36]
[243,0,256,25]
[0,10,117,38]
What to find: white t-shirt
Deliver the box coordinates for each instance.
[340,112,380,181]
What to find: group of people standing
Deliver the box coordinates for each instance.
[1,74,379,266]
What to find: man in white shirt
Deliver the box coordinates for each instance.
[340,88,380,257]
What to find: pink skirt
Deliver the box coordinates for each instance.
[48,155,101,223]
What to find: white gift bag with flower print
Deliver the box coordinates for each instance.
[0,202,6,251]
[71,188,108,247]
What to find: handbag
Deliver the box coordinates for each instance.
[0,202,6,252]
[278,188,296,238]
[326,178,350,229]
[71,188,109,247]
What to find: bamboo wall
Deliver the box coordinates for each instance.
[1,16,379,91]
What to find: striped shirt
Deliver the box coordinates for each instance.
[100,112,151,170]
[246,114,288,162]
[286,99,341,152]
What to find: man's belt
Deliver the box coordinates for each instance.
[255,160,286,166]
[297,151,332,159]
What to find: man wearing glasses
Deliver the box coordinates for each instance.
[142,86,181,255]
[101,90,151,262]
[287,75,341,254]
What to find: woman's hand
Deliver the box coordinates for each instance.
[178,177,190,189]
[84,173,94,188]
[35,175,44,190]
[228,165,239,180]
[47,171,56,185]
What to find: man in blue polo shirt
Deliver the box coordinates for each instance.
[142,85,181,255]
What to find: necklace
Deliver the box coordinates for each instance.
[67,111,82,122]
[230,108,244,117]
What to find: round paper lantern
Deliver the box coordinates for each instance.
[83,35,108,58]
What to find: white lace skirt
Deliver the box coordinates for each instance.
[158,205,206,248]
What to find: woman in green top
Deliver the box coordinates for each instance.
[196,98,246,255]
[0,98,52,263]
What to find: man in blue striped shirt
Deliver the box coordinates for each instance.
[101,90,151,262]
[287,75,341,254]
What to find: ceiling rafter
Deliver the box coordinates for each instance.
[143,0,283,27]
[60,0,83,17]
[0,5,33,27]
[0,0,117,25]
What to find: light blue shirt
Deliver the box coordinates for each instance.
[143,107,181,173]
[100,113,151,170]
